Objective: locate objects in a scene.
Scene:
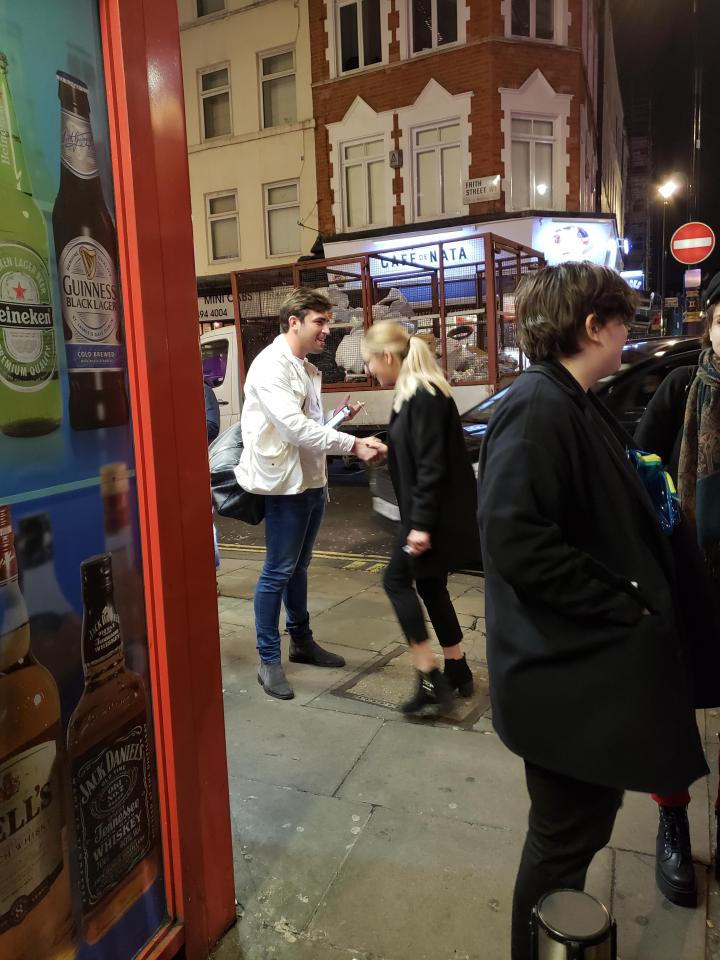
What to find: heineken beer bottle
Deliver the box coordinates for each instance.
[0,53,61,437]
[52,72,129,431]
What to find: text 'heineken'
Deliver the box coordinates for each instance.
[52,72,129,431]
[0,53,61,438]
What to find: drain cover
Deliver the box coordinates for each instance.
[329,646,490,727]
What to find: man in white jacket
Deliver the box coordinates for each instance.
[237,288,386,699]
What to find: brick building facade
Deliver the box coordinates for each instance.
[309,0,625,251]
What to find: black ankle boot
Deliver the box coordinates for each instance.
[444,656,474,697]
[656,805,697,908]
[400,668,454,715]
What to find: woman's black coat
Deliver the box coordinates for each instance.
[478,361,707,795]
[388,387,481,576]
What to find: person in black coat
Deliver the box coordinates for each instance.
[478,262,707,960]
[361,321,481,714]
[634,274,720,905]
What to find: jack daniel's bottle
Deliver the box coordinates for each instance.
[52,72,129,431]
[0,505,76,960]
[67,554,159,944]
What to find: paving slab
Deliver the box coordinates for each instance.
[612,850,707,960]
[229,778,371,931]
[223,690,383,795]
[329,594,399,623]
[451,590,486,618]
[309,609,405,652]
[211,916,362,960]
[220,624,256,665]
[218,568,259,600]
[306,805,521,960]
[336,719,528,830]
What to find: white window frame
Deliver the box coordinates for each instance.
[500,0,569,45]
[259,46,297,130]
[401,0,466,57]
[411,120,463,221]
[198,63,232,141]
[509,115,556,211]
[326,97,394,234]
[499,69,572,213]
[196,0,225,19]
[206,190,240,263]
[396,79,471,224]
[264,179,301,258]
[340,136,388,232]
[335,0,384,75]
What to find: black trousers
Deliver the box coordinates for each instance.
[382,540,463,647]
[512,761,623,960]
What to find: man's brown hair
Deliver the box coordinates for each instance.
[278,287,333,333]
[516,262,637,363]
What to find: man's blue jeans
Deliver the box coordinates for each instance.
[255,486,326,664]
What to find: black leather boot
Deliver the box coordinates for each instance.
[444,655,474,697]
[655,805,697,908]
[400,668,454,715]
[288,632,345,668]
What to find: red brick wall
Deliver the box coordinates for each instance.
[311,0,589,234]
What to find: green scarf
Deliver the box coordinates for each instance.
[678,347,720,582]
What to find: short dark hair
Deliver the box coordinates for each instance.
[516,262,637,363]
[278,287,333,333]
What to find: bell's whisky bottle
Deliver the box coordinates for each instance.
[52,72,129,431]
[0,52,61,437]
[16,513,83,725]
[67,554,159,944]
[0,505,76,960]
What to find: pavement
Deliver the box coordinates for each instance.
[212,545,720,960]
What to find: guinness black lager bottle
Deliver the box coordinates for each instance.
[52,72,129,431]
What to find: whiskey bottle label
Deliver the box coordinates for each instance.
[84,604,122,667]
[60,109,98,179]
[59,237,123,374]
[0,741,64,934]
[0,242,56,391]
[71,721,155,911]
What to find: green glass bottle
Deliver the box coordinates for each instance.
[0,52,61,437]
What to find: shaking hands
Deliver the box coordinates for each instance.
[353,435,388,466]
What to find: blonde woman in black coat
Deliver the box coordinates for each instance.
[361,321,480,715]
[478,262,707,960]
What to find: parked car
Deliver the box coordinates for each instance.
[369,337,701,523]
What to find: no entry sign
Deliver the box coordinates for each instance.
[670,221,716,265]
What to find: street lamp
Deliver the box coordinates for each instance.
[657,177,685,307]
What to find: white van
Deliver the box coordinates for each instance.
[200,325,495,436]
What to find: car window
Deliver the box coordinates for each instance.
[600,352,699,424]
[461,387,510,425]
[201,338,229,387]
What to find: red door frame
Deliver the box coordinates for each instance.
[99,1,235,957]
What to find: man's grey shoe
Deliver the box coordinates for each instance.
[257,662,294,700]
[289,636,345,668]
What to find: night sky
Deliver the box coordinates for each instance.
[610,0,720,296]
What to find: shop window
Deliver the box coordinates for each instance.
[197,0,225,16]
[511,0,554,40]
[264,181,300,256]
[413,122,461,219]
[342,138,386,229]
[337,0,382,73]
[260,49,296,129]
[199,65,232,140]
[411,0,458,54]
[206,191,240,261]
[510,116,554,210]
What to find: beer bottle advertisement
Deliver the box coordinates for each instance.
[0,3,167,959]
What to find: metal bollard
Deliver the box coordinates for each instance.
[531,889,617,960]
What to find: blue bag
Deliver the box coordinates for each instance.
[628,449,681,535]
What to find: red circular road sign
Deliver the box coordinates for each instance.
[670,221,716,265]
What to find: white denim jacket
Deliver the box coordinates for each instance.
[235,335,355,495]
